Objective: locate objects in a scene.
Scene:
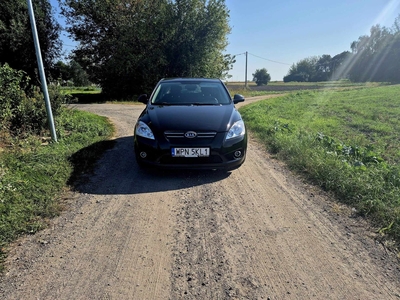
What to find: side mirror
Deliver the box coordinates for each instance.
[138,94,148,104]
[233,94,245,104]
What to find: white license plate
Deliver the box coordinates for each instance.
[171,148,210,157]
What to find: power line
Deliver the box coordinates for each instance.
[248,52,291,66]
[232,51,291,85]
[233,51,292,66]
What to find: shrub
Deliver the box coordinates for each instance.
[0,63,71,137]
[252,68,271,86]
[0,64,28,130]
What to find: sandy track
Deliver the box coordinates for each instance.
[1,97,399,299]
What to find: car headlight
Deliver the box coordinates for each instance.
[135,121,155,140]
[225,120,245,140]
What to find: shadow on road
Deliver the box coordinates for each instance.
[69,136,231,195]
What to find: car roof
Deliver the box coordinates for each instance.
[159,78,222,84]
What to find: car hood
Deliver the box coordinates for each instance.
[144,104,238,132]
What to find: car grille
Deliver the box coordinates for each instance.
[164,131,216,141]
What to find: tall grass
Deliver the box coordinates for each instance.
[240,84,400,245]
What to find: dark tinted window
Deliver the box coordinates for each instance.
[152,81,231,105]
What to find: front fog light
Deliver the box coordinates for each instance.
[140,151,147,158]
[234,150,242,158]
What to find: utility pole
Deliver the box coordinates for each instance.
[245,51,248,88]
[26,0,57,142]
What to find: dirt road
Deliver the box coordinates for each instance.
[1,97,399,299]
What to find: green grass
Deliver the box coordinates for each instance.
[0,107,114,270]
[228,88,285,98]
[60,86,102,94]
[229,80,386,87]
[240,84,400,247]
[226,80,387,98]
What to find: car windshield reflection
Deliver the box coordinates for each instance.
[152,82,231,105]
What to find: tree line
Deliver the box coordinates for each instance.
[1,0,233,98]
[284,15,400,83]
[60,0,233,97]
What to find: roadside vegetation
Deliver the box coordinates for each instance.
[0,65,114,271]
[60,86,101,95]
[240,84,400,248]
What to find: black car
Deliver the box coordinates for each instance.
[134,78,247,170]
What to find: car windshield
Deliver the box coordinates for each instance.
[151,81,231,105]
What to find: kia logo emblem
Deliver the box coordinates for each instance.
[185,131,197,138]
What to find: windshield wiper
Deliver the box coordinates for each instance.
[191,102,218,106]
[155,102,173,106]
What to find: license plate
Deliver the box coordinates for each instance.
[171,148,210,157]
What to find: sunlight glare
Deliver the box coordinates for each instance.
[369,0,400,30]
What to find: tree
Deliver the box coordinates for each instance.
[283,56,319,82]
[164,0,232,78]
[68,60,90,86]
[60,0,233,98]
[330,51,351,80]
[314,54,332,81]
[52,60,90,86]
[348,21,400,83]
[252,68,271,86]
[0,0,61,82]
[53,61,71,82]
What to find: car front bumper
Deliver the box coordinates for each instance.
[134,134,247,170]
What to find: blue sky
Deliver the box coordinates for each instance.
[51,0,400,81]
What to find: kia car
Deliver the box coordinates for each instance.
[134,78,247,170]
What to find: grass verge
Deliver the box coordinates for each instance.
[0,107,114,271]
[226,80,388,98]
[240,84,400,248]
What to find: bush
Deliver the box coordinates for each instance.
[0,64,28,130]
[0,63,71,137]
[283,72,310,83]
[252,68,271,86]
